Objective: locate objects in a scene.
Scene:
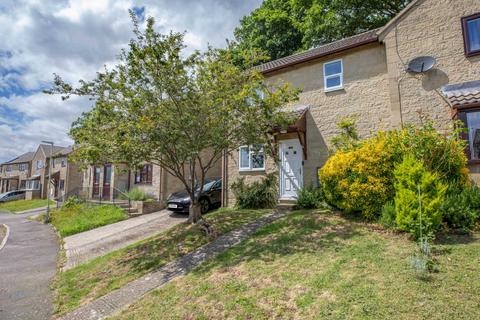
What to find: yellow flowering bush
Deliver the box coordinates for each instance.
[320,134,396,219]
[319,122,469,220]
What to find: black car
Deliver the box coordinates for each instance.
[166,177,222,214]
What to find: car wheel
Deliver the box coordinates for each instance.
[199,198,210,214]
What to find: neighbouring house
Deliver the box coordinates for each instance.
[50,146,83,200]
[221,0,480,206]
[82,160,222,206]
[0,151,35,193]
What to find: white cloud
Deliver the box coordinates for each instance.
[0,0,262,162]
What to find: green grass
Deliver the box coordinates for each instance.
[113,209,480,320]
[50,204,128,237]
[0,199,54,213]
[53,208,271,315]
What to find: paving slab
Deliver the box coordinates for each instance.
[0,211,59,320]
[61,210,285,320]
[63,210,187,270]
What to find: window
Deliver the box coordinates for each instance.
[36,160,43,169]
[61,158,67,167]
[459,110,480,160]
[20,180,26,189]
[25,180,40,190]
[135,164,153,184]
[239,145,265,171]
[19,163,27,171]
[323,59,343,92]
[6,165,12,172]
[52,158,56,168]
[462,13,480,57]
[59,179,65,190]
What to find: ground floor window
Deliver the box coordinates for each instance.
[135,164,152,184]
[25,180,40,190]
[458,109,480,160]
[59,179,65,190]
[239,145,265,171]
[20,180,26,189]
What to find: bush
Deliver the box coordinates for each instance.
[319,120,469,221]
[63,196,84,208]
[123,188,154,201]
[295,186,324,209]
[320,134,396,219]
[441,186,480,231]
[394,155,447,239]
[231,173,278,209]
[380,201,396,228]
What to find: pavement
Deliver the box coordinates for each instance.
[63,209,187,270]
[0,209,59,320]
[61,210,285,320]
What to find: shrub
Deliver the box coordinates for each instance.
[63,196,84,208]
[380,201,396,228]
[441,185,480,231]
[295,185,324,209]
[320,133,396,219]
[231,173,278,209]
[330,116,360,152]
[123,188,154,201]
[320,120,468,221]
[394,155,447,239]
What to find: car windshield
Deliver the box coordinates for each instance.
[195,178,218,192]
[0,192,7,198]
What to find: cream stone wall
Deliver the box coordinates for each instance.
[382,0,480,130]
[225,44,392,206]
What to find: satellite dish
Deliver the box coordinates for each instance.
[406,56,436,73]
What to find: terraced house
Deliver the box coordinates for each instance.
[222,0,480,206]
[0,151,34,193]
[0,144,83,200]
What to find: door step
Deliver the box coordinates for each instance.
[276,198,296,212]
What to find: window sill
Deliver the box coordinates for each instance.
[324,86,344,93]
[134,183,153,186]
[239,168,266,173]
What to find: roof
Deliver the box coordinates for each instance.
[2,151,35,165]
[53,146,74,157]
[256,29,380,74]
[37,144,67,158]
[442,80,480,108]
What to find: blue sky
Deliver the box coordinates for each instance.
[0,0,262,163]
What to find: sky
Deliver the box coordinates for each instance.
[0,0,262,163]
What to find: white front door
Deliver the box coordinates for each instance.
[279,139,303,199]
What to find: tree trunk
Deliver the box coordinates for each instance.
[188,197,202,224]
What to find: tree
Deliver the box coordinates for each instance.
[232,0,412,64]
[46,12,299,224]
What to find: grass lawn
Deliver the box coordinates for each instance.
[53,208,271,315]
[113,209,480,320]
[50,204,128,237]
[0,199,54,213]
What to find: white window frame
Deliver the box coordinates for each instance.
[239,145,266,172]
[36,160,43,169]
[323,59,343,92]
[25,180,40,190]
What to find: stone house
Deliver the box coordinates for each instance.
[0,151,34,193]
[0,144,84,200]
[82,159,222,205]
[50,146,83,200]
[221,0,480,206]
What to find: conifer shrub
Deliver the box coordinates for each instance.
[393,155,447,239]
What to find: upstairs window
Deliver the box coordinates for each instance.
[239,145,265,171]
[61,158,67,167]
[19,163,27,171]
[6,165,12,172]
[135,164,152,185]
[36,160,43,169]
[323,59,343,92]
[462,13,480,57]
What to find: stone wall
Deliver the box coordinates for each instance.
[382,0,480,130]
[225,44,391,206]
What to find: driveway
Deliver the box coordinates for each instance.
[0,209,59,320]
[64,209,187,270]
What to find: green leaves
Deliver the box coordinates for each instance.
[232,0,412,65]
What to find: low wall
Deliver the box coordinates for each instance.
[133,200,165,215]
[25,190,41,200]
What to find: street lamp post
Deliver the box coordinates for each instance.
[42,140,54,223]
